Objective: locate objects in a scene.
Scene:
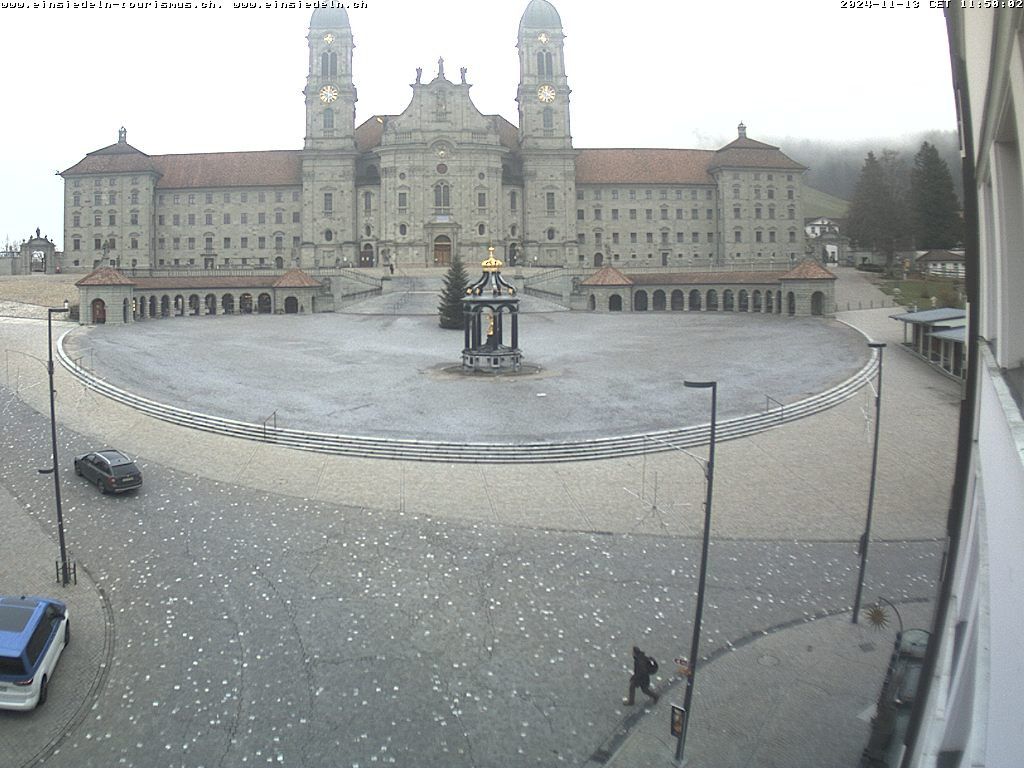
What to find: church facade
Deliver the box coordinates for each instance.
[60,0,807,274]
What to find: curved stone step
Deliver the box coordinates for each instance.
[56,330,878,464]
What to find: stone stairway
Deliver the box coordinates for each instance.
[57,330,878,464]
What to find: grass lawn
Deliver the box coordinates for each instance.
[873,275,965,310]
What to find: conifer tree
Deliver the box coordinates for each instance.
[846,150,908,271]
[909,141,963,249]
[438,255,469,329]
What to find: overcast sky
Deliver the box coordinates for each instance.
[1,0,957,250]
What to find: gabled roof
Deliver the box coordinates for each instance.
[626,270,790,286]
[76,267,321,290]
[355,114,521,153]
[780,260,837,280]
[580,266,633,286]
[575,149,716,185]
[76,267,136,286]
[709,125,807,173]
[62,147,303,189]
[916,249,965,262]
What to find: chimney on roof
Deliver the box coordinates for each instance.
[738,122,747,139]
[118,126,127,143]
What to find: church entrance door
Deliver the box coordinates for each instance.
[433,235,452,267]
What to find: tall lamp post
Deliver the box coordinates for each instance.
[852,342,886,623]
[675,380,717,764]
[41,300,71,585]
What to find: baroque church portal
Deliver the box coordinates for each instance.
[60,0,809,276]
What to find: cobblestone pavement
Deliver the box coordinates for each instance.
[0,267,959,767]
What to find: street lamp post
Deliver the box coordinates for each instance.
[852,342,886,623]
[44,301,71,585]
[675,380,717,764]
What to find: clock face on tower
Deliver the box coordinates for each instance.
[323,33,335,44]
[319,85,339,104]
[537,84,556,103]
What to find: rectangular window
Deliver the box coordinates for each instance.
[172,214,180,225]
[293,236,300,247]
[276,191,284,203]
[546,192,555,213]
[611,209,619,220]
[94,214,101,226]
[108,192,117,205]
[611,189,619,200]
[478,192,487,209]
[593,189,602,201]
[275,212,284,224]
[364,192,372,212]
[677,232,685,243]
[629,190,636,201]
[240,192,248,203]
[240,213,248,225]
[73,238,81,251]
[205,193,213,204]
[240,237,248,248]
[292,191,300,202]
[660,232,669,244]
[258,212,266,224]
[509,191,517,212]
[293,212,300,223]
[629,209,637,220]
[691,208,699,220]
[188,213,196,225]
[224,237,231,249]
[646,233,654,243]
[258,236,266,249]
[188,194,195,205]
[660,209,668,220]
[259,192,266,203]
[275,235,284,249]
[131,237,138,249]
[612,232,619,244]
[205,213,213,225]
[707,209,713,220]
[223,213,231,225]
[577,233,585,244]
[707,233,714,242]
[789,231,796,243]
[630,232,637,244]
[398,191,408,209]
[205,237,213,250]
[734,207,741,219]
[157,215,164,225]
[576,190,584,201]
[94,238,102,250]
[645,209,653,220]
[577,209,585,221]
[224,192,231,203]
[692,232,700,243]
[130,213,139,226]
[188,237,196,249]
[594,208,602,220]
[173,237,180,250]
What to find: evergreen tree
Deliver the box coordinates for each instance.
[437,255,469,329]
[846,150,908,270]
[909,141,963,249]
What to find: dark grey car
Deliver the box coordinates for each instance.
[73,449,143,494]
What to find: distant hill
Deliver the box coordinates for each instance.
[770,130,962,203]
[802,187,849,220]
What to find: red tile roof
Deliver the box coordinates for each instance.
[780,260,837,280]
[76,267,136,286]
[62,147,302,189]
[580,266,633,286]
[710,136,807,172]
[576,149,716,185]
[77,268,319,290]
[626,270,790,286]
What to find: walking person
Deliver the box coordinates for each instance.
[623,646,659,705]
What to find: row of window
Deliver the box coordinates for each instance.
[71,234,299,252]
[157,190,299,206]
[576,188,717,202]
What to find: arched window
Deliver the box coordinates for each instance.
[330,52,337,76]
[321,52,329,76]
[542,108,554,130]
[434,183,450,212]
[323,108,334,130]
[536,51,554,76]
